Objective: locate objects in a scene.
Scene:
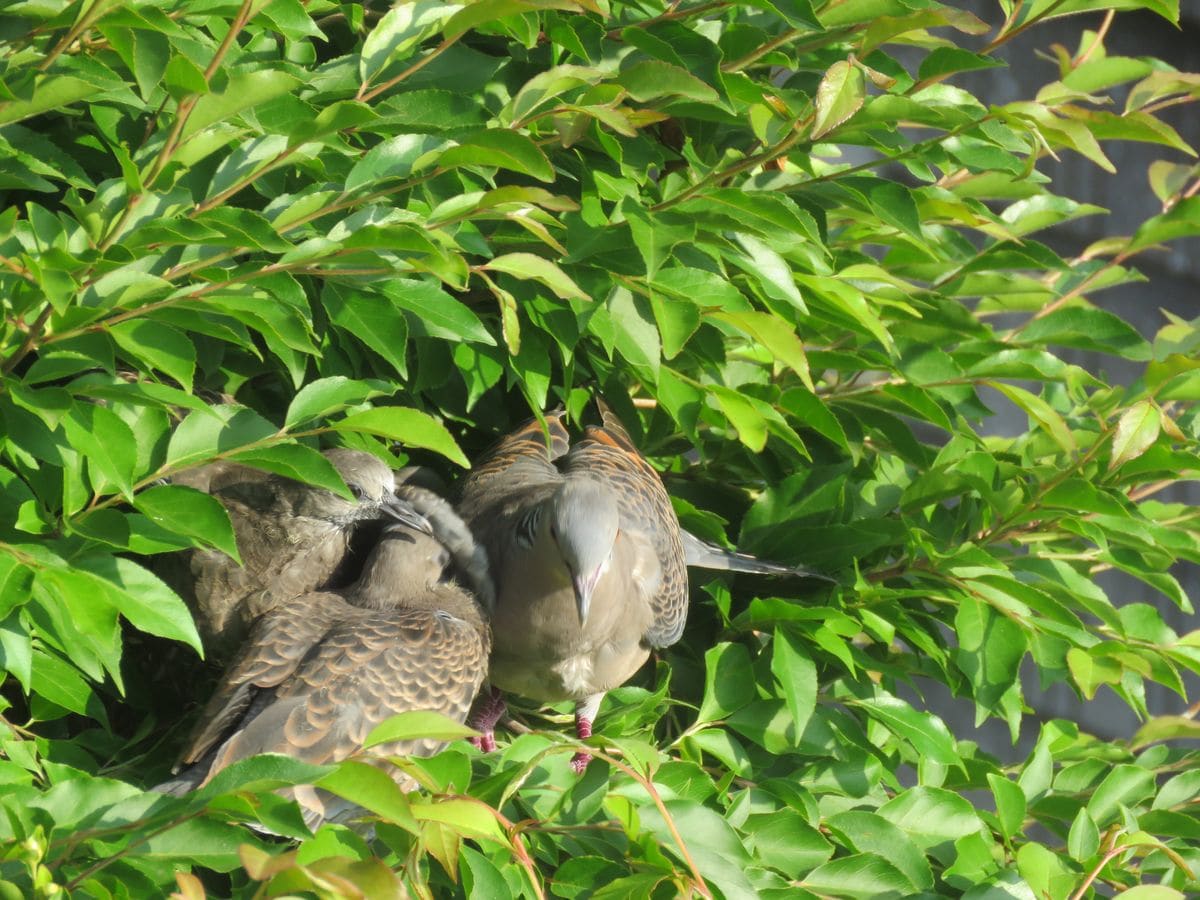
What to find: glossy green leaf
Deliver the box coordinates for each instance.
[1109,400,1162,470]
[284,377,394,429]
[484,253,589,301]
[363,711,479,749]
[131,485,239,561]
[440,130,554,183]
[812,60,866,139]
[333,407,469,467]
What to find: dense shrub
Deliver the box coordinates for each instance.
[1,1,1199,896]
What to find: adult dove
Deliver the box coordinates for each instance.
[457,400,687,771]
[158,497,492,831]
[167,449,425,658]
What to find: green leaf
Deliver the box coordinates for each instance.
[1112,888,1187,900]
[333,407,469,467]
[132,485,240,561]
[0,613,32,692]
[812,60,866,139]
[648,292,700,359]
[317,760,418,832]
[380,279,496,346]
[878,787,984,851]
[804,853,917,898]
[732,233,808,314]
[1067,646,1124,699]
[696,642,755,725]
[227,445,354,499]
[1086,764,1156,825]
[322,283,411,377]
[987,773,1026,841]
[955,593,1028,714]
[742,810,833,878]
[31,648,104,719]
[616,60,720,103]
[410,796,506,841]
[770,629,816,737]
[109,319,196,391]
[73,554,203,655]
[184,69,301,138]
[484,253,589,301]
[1109,400,1161,470]
[360,1,457,82]
[1067,807,1100,861]
[284,377,394,429]
[162,53,207,100]
[637,799,756,899]
[1130,196,1200,251]
[823,811,933,891]
[440,130,554,183]
[713,310,814,390]
[64,403,138,498]
[363,711,479,749]
[1017,306,1151,360]
[0,75,115,126]
[852,694,961,765]
[919,47,1006,81]
[603,286,661,383]
[344,134,448,192]
[166,406,278,469]
[709,385,768,452]
[988,381,1076,454]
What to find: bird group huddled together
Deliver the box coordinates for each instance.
[156,398,817,832]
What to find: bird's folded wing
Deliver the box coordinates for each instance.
[176,594,343,767]
[224,606,489,767]
[458,410,569,513]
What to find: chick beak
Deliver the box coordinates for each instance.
[382,496,432,535]
[572,567,601,625]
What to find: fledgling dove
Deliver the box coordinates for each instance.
[457,400,689,771]
[157,501,492,832]
[164,449,426,659]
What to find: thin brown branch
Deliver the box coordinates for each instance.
[1,303,54,375]
[62,810,208,891]
[1072,10,1115,68]
[358,36,459,103]
[144,0,256,188]
[37,0,115,72]
[606,1,732,40]
[1068,846,1127,900]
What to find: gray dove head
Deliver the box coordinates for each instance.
[549,479,619,625]
[326,448,396,503]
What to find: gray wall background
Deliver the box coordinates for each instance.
[900,3,1200,757]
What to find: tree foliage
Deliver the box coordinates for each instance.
[2,0,1200,897]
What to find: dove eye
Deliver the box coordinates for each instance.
[348,483,366,500]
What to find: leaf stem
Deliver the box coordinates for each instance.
[143,0,256,188]
[1,303,54,375]
[1068,846,1127,900]
[37,0,116,72]
[358,36,459,104]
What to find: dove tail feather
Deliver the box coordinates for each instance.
[681,529,832,580]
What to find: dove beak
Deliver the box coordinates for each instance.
[572,567,601,625]
[382,496,432,535]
